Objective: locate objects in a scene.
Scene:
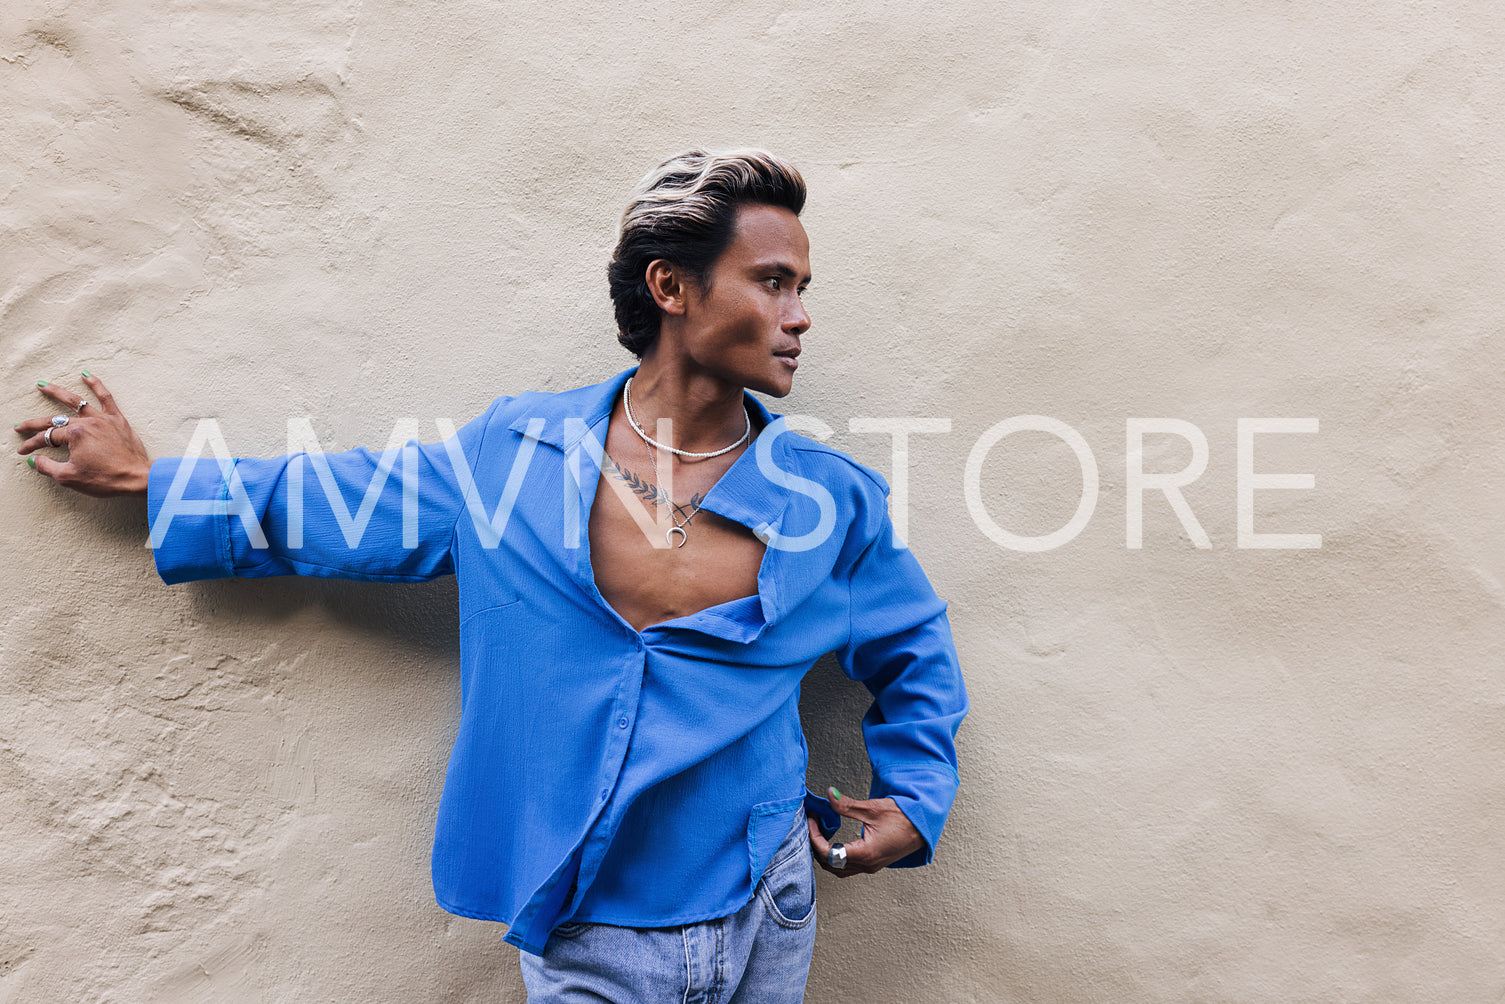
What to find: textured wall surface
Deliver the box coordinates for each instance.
[4,1,1504,1001]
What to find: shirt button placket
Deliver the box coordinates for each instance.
[598,648,643,806]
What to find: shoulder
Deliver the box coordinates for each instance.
[772,426,894,547]
[782,433,890,498]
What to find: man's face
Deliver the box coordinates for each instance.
[677,203,812,398]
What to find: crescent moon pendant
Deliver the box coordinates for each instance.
[666,526,688,548]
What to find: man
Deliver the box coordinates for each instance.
[17,149,968,1001]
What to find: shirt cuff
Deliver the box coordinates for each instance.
[868,762,960,868]
[146,455,235,584]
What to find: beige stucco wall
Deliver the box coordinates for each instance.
[4,1,1504,1000]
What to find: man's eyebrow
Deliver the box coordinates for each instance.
[752,262,812,284]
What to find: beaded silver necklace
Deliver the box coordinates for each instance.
[623,378,751,458]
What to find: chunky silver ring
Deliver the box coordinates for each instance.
[44,426,57,447]
[827,843,847,870]
[75,400,88,412]
[50,414,70,428]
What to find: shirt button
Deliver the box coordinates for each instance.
[599,788,609,801]
[617,717,628,729]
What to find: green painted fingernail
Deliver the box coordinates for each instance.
[36,380,47,387]
[829,787,842,801]
[27,456,35,468]
[81,370,92,378]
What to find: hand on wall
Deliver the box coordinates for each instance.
[16,373,151,497]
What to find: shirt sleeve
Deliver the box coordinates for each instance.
[145,401,501,584]
[838,512,969,868]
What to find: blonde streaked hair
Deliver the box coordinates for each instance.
[608,148,806,357]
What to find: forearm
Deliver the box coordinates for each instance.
[843,606,969,865]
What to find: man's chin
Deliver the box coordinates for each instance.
[746,369,796,398]
[746,379,793,399]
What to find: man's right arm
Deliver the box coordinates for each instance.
[147,400,508,584]
[18,373,502,585]
[145,405,498,585]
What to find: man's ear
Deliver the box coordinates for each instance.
[645,259,690,316]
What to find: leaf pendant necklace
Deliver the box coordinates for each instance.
[644,446,702,548]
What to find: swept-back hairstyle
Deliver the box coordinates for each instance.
[608,148,807,357]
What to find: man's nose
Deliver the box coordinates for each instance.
[784,298,810,334]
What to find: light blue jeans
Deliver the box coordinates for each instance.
[520,808,817,1002]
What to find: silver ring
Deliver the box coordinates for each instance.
[50,414,70,428]
[44,426,57,447]
[827,843,847,870]
[75,400,88,412]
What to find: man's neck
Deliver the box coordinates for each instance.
[626,356,751,454]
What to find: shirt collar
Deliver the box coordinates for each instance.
[507,368,631,452]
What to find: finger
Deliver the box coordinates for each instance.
[16,426,70,455]
[80,371,121,416]
[17,408,97,437]
[806,815,863,878]
[815,787,866,875]
[825,786,882,825]
[28,452,71,483]
[14,416,62,436]
[806,814,832,858]
[36,380,90,414]
[806,816,841,876]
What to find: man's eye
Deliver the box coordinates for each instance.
[766,277,781,290]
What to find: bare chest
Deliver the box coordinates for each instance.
[587,462,765,633]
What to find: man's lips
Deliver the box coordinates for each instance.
[775,347,801,368]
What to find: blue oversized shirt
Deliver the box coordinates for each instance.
[146,368,968,956]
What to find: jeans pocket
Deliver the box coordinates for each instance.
[755,824,816,928]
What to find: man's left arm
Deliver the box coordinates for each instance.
[809,511,969,876]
